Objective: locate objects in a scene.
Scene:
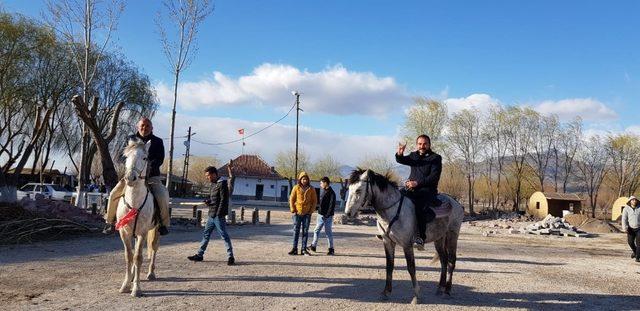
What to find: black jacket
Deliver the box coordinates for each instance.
[318,187,336,217]
[207,179,229,218]
[129,133,164,177]
[395,150,442,197]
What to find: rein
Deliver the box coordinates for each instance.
[360,179,405,237]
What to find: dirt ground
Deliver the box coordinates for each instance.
[1,209,639,311]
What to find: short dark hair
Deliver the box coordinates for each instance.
[416,134,431,143]
[204,166,217,175]
[320,176,331,184]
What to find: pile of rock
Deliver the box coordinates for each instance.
[524,214,591,237]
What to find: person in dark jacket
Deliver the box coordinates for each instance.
[103,117,170,235]
[310,176,337,255]
[188,166,235,265]
[395,134,442,249]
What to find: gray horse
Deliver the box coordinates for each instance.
[345,169,464,304]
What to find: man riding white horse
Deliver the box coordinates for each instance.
[395,134,442,249]
[103,117,170,236]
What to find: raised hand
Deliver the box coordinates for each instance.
[397,141,407,155]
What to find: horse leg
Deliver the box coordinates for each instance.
[445,231,459,296]
[146,228,159,280]
[403,245,421,305]
[434,238,448,296]
[119,231,133,293]
[379,239,395,301]
[131,234,146,297]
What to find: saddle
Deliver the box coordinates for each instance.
[405,194,452,220]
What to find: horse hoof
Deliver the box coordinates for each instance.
[131,290,141,297]
[119,287,129,294]
[379,291,389,301]
[411,297,420,305]
[435,289,443,296]
[146,273,156,281]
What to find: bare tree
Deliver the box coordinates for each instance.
[310,154,342,181]
[156,0,213,191]
[46,0,124,203]
[575,135,609,217]
[503,107,537,211]
[528,113,559,191]
[402,97,448,151]
[606,133,640,197]
[481,106,509,209]
[357,154,400,183]
[447,109,483,215]
[557,117,582,193]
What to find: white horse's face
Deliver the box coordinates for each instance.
[123,140,150,186]
[345,171,370,218]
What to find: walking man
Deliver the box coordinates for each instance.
[622,195,640,262]
[310,176,336,255]
[395,134,442,250]
[103,117,170,235]
[289,171,317,256]
[188,166,235,265]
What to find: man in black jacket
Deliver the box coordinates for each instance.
[395,134,442,249]
[310,177,337,255]
[188,166,235,265]
[103,118,170,235]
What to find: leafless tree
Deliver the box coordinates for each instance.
[528,113,559,190]
[156,0,214,190]
[447,108,483,215]
[575,135,609,217]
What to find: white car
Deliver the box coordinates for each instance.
[17,183,74,202]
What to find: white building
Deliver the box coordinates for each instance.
[218,155,346,204]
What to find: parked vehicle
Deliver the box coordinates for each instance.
[17,183,74,202]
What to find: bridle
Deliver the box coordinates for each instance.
[358,177,405,238]
[126,155,148,181]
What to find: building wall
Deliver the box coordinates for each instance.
[230,176,345,203]
[527,192,548,219]
[612,197,628,221]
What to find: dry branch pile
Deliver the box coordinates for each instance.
[0,198,103,244]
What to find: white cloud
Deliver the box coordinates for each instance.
[155,63,409,117]
[533,98,618,121]
[444,93,501,115]
[151,112,396,167]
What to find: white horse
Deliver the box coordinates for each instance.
[345,169,464,304]
[116,138,160,297]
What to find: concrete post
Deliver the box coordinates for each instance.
[196,210,203,227]
[192,205,198,218]
[240,206,245,222]
[265,210,271,224]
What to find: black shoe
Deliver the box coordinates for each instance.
[288,248,298,255]
[227,257,235,265]
[375,234,383,240]
[636,258,640,263]
[632,252,636,258]
[158,225,169,236]
[188,254,203,262]
[414,238,425,251]
[302,249,312,256]
[102,223,115,235]
[327,248,335,255]
[309,245,316,252]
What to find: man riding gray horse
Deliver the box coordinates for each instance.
[395,134,442,249]
[103,117,170,236]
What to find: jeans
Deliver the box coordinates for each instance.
[197,216,234,258]
[628,227,640,259]
[312,214,334,249]
[292,214,311,249]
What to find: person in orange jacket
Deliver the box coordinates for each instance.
[288,171,317,256]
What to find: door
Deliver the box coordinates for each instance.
[255,184,264,200]
[280,186,288,202]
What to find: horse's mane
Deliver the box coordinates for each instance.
[348,168,398,192]
[123,138,145,157]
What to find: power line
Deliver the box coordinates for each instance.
[192,101,297,146]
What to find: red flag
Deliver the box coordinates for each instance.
[238,128,244,135]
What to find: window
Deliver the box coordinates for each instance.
[50,185,67,191]
[270,185,275,189]
[20,185,35,192]
[536,202,540,210]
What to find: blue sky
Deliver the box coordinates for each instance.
[3,0,639,166]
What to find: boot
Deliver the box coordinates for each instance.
[187,254,203,262]
[414,237,425,251]
[302,248,312,256]
[309,245,316,252]
[288,248,298,256]
[227,256,235,265]
[102,223,115,235]
[327,248,335,256]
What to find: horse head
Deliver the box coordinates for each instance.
[346,168,398,218]
[123,138,150,186]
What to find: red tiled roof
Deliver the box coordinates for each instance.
[218,155,283,179]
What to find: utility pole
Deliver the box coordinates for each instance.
[180,127,196,195]
[293,91,301,180]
